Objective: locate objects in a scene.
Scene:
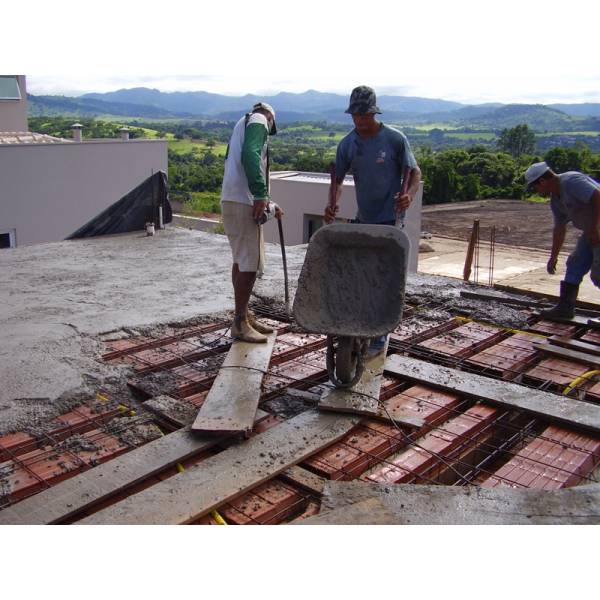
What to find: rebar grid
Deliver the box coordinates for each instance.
[109,311,600,491]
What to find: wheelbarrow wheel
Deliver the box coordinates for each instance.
[336,336,357,384]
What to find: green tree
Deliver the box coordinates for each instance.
[497,124,536,158]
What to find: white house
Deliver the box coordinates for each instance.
[0,75,168,248]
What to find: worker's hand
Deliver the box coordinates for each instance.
[324,204,339,224]
[546,256,558,275]
[253,199,267,223]
[274,203,284,220]
[394,192,412,213]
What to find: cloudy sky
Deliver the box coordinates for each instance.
[8,0,599,105]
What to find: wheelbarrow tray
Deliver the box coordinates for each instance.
[293,224,409,337]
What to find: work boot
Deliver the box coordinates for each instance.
[230,314,267,343]
[541,281,579,320]
[247,311,274,334]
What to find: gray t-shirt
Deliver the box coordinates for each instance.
[551,171,600,231]
[335,124,418,223]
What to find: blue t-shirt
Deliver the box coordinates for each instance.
[551,172,600,231]
[335,123,418,223]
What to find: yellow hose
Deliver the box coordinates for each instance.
[563,370,600,395]
[210,510,228,525]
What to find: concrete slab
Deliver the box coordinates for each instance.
[0,227,304,426]
[319,480,600,524]
[419,235,599,304]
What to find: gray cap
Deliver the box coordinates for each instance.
[345,85,382,114]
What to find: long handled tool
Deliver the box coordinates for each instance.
[277,217,290,315]
[395,166,412,229]
[328,162,338,222]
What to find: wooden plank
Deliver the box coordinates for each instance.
[549,336,600,357]
[78,411,358,525]
[385,354,600,434]
[280,465,327,496]
[533,340,600,367]
[0,424,239,525]
[460,289,546,308]
[318,340,424,428]
[192,332,277,435]
[297,497,396,525]
[319,480,600,525]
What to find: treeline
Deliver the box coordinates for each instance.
[417,143,600,204]
[27,117,600,207]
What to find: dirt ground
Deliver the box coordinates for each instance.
[421,199,580,253]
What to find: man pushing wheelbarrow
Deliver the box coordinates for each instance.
[294,86,421,388]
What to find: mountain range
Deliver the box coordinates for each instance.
[27,88,600,131]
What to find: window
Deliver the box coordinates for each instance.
[0,76,21,100]
[303,214,325,243]
[0,229,16,248]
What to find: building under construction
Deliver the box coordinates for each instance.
[0,225,599,525]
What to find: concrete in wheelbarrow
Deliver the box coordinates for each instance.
[293,224,409,338]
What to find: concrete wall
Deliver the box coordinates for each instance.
[0,75,27,131]
[0,139,168,246]
[265,172,423,272]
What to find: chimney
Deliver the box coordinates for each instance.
[71,123,83,142]
[119,126,130,141]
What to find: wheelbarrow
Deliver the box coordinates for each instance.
[293,223,410,388]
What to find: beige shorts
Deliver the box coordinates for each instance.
[221,201,265,273]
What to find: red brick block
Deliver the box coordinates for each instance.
[481,425,600,489]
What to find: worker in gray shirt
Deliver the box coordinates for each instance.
[525,161,600,318]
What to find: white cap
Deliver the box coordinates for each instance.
[252,102,277,134]
[524,161,550,187]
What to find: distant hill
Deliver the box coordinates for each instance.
[28,94,185,118]
[81,87,463,117]
[462,104,578,131]
[549,103,600,118]
[27,87,600,131]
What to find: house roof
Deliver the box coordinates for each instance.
[0,131,70,145]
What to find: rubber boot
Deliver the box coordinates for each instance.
[230,314,267,343]
[247,311,274,334]
[541,281,579,319]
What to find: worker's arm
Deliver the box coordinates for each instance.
[395,166,422,212]
[587,189,600,246]
[547,223,567,274]
[241,120,269,221]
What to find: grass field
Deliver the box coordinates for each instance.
[168,139,228,156]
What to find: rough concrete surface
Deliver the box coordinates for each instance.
[0,227,304,434]
[0,225,546,435]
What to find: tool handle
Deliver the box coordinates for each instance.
[396,167,412,228]
[328,162,337,209]
[277,218,290,311]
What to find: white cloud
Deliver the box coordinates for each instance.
[9,0,600,104]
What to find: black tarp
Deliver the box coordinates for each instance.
[67,171,172,239]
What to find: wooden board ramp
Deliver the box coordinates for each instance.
[318,340,424,428]
[385,354,600,434]
[0,415,258,525]
[309,480,600,525]
[192,332,277,436]
[78,410,358,525]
